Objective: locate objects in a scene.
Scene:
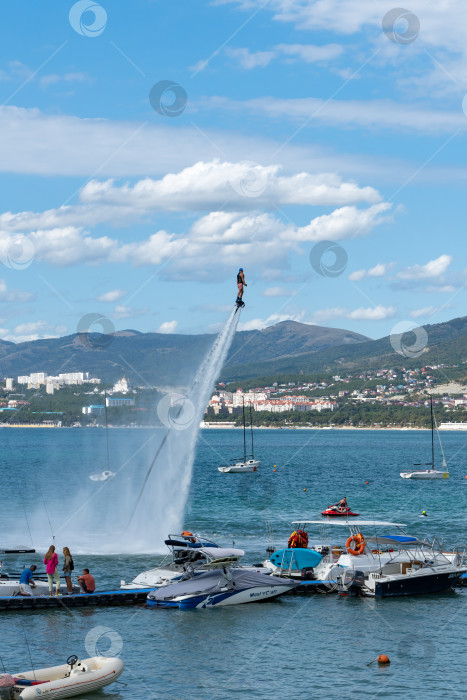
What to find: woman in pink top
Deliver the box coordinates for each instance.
[44,545,61,596]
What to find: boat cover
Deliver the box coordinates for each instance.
[148,569,295,601]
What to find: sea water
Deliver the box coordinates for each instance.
[1,427,466,698]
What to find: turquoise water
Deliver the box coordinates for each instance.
[1,427,467,698]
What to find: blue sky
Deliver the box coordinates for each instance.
[0,0,466,343]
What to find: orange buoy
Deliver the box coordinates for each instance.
[273,469,277,472]
[377,655,390,666]
[303,488,307,491]
[365,481,369,485]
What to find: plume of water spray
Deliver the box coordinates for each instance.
[119,308,241,551]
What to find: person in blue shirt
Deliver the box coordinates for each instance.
[19,565,37,596]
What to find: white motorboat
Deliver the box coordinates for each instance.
[10,655,123,700]
[120,532,246,589]
[400,396,449,479]
[146,567,297,609]
[264,520,463,585]
[218,400,260,473]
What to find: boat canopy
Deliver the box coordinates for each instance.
[365,535,418,544]
[292,520,407,527]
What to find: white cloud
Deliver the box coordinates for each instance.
[237,312,304,331]
[348,262,392,281]
[157,320,179,334]
[0,279,33,303]
[262,286,295,297]
[40,72,87,89]
[226,43,343,69]
[398,254,452,280]
[409,306,444,318]
[1,320,67,343]
[0,161,381,239]
[276,43,343,63]
[225,48,276,69]
[113,304,147,320]
[286,203,391,242]
[97,289,127,303]
[426,284,456,293]
[347,305,396,320]
[310,305,395,322]
[206,95,467,134]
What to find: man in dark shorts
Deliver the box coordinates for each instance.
[78,568,96,594]
[236,268,247,304]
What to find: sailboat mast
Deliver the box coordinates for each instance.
[242,399,246,462]
[430,396,434,469]
[104,390,110,469]
[249,403,254,459]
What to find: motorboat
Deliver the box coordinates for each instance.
[400,396,449,479]
[9,655,123,699]
[218,400,260,473]
[321,506,359,517]
[264,520,464,585]
[146,567,297,609]
[120,532,246,589]
[338,553,466,598]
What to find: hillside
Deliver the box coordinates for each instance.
[221,315,467,381]
[0,320,368,386]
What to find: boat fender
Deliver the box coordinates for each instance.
[345,534,366,556]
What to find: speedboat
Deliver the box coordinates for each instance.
[10,655,123,699]
[321,507,359,517]
[146,567,297,609]
[120,532,246,589]
[400,396,449,479]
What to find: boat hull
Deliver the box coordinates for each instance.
[147,583,295,609]
[400,470,449,479]
[372,570,462,597]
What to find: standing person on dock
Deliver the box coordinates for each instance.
[236,268,247,306]
[44,545,61,596]
[62,547,74,594]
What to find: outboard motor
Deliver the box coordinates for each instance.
[337,570,365,597]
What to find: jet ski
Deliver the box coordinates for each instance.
[321,506,359,517]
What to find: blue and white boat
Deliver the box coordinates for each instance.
[146,567,297,609]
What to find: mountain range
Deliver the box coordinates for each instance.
[0,315,466,386]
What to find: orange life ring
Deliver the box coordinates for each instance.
[181,530,193,537]
[345,533,366,556]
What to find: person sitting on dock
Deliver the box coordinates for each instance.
[77,569,96,594]
[19,565,37,596]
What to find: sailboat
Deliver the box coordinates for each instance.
[400,396,449,479]
[218,401,260,473]
[89,392,115,481]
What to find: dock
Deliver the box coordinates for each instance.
[0,588,152,611]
